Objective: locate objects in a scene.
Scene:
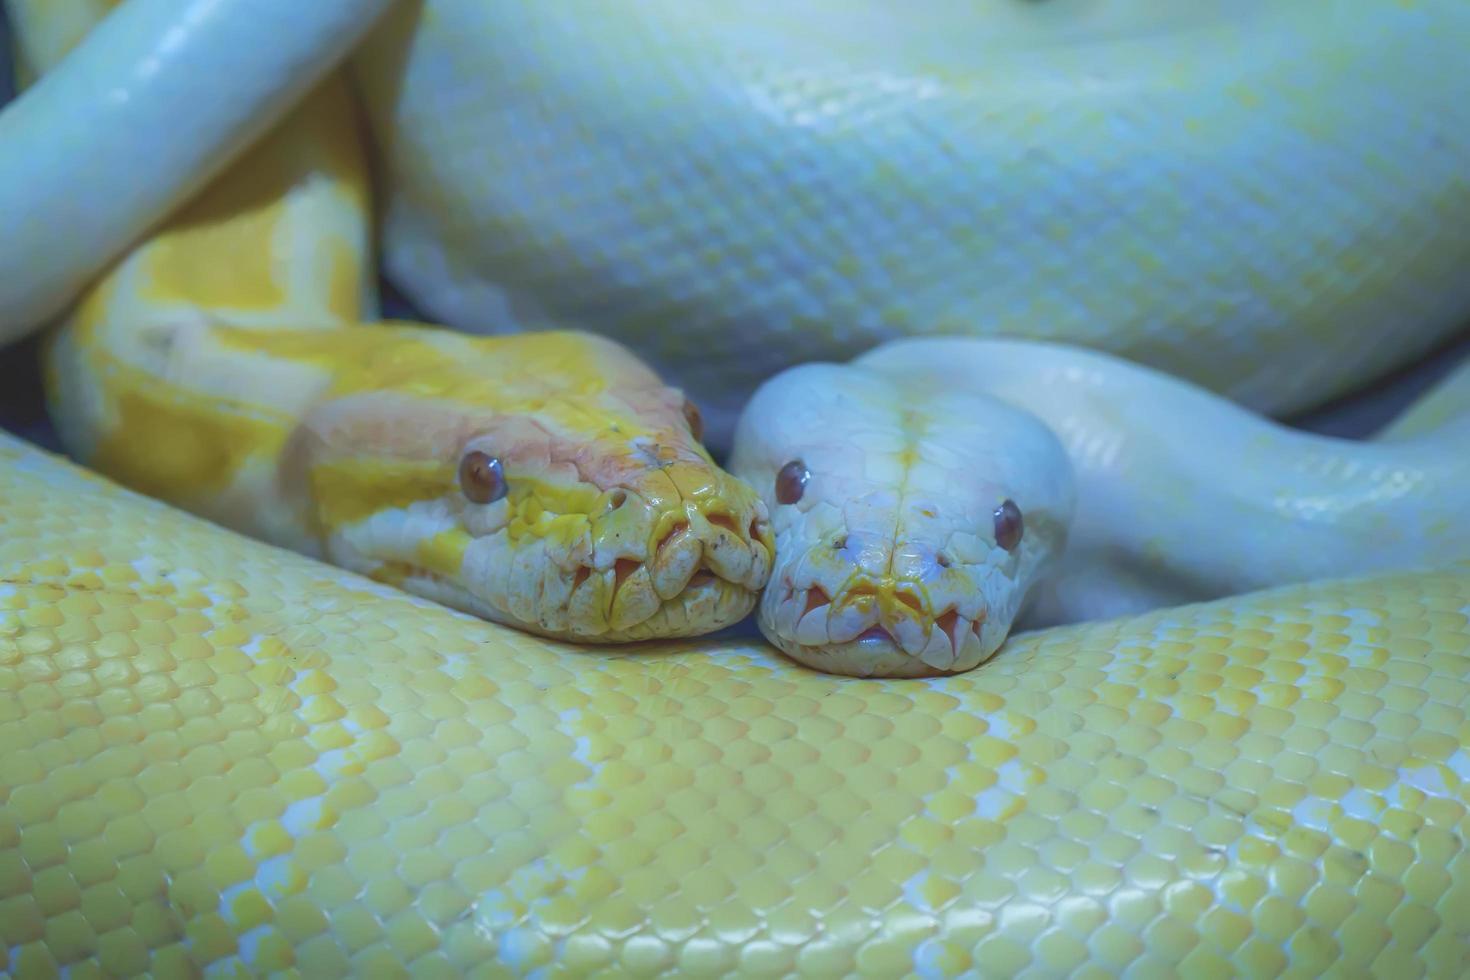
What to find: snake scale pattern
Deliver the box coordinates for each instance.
[2,0,1470,975]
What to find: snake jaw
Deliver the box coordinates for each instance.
[328,466,771,642]
[576,460,773,640]
[761,536,1018,678]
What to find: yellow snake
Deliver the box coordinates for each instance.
[3,1,1470,974]
[26,9,772,647]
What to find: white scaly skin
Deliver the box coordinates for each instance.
[728,363,1074,677]
[0,0,393,339]
[5,2,1470,446]
[733,337,1470,676]
[351,0,1470,445]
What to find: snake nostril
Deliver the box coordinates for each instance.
[832,535,848,551]
[937,552,952,568]
[607,489,627,510]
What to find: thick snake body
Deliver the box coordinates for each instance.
[0,0,393,336]
[5,429,1469,977]
[2,0,1470,974]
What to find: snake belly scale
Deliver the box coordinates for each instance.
[1,0,1469,976]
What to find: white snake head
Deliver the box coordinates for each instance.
[729,361,1075,678]
[283,329,775,642]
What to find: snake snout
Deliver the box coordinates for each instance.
[843,575,985,665]
[550,470,773,640]
[768,579,995,678]
[759,524,1010,677]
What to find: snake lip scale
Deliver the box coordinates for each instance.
[393,476,777,644]
[768,577,993,678]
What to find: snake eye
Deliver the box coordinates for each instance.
[775,460,809,505]
[682,396,704,441]
[994,498,1023,552]
[459,451,508,505]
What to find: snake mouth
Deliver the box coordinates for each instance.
[556,549,761,643]
[448,487,773,641]
[574,558,718,596]
[338,459,774,642]
[371,548,761,644]
[760,578,1000,678]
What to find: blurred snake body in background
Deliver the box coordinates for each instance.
[2,0,1470,975]
[7,1,1470,441]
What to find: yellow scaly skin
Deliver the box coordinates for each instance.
[2,3,1469,976]
[34,32,771,645]
[3,435,1469,976]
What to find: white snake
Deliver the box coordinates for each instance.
[3,0,1470,973]
[730,340,1470,676]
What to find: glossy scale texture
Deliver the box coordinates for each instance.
[0,0,393,335]
[3,1,1470,973]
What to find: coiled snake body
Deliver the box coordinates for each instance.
[2,1,1470,975]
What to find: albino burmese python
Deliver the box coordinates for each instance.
[2,0,1470,975]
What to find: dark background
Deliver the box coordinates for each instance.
[3,6,1468,462]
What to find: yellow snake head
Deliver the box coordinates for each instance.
[729,361,1075,677]
[281,328,776,642]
